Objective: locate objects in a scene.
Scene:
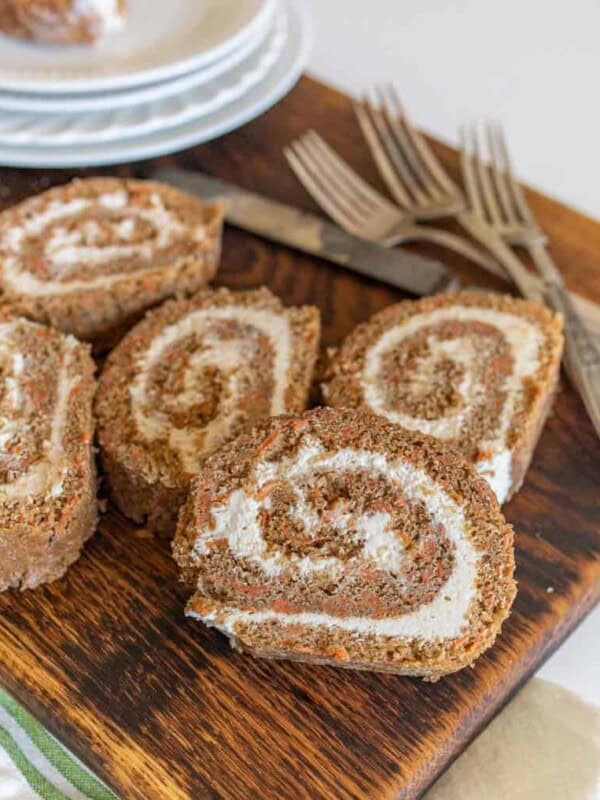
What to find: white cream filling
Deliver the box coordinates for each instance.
[76,0,125,33]
[361,306,543,503]
[0,330,26,450]
[190,441,479,641]
[0,323,79,501]
[358,511,405,575]
[0,192,199,296]
[129,307,293,474]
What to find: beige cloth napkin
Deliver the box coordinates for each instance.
[425,678,600,800]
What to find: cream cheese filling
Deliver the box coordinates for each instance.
[189,441,479,641]
[0,192,203,296]
[129,306,293,474]
[361,306,543,503]
[0,327,26,451]
[0,323,79,501]
[75,0,125,33]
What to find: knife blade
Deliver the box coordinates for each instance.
[154,168,458,296]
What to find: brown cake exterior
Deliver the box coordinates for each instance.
[0,177,224,348]
[96,287,321,536]
[323,292,564,504]
[173,407,516,680]
[0,311,97,591]
[0,0,29,38]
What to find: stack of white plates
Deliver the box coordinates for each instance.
[0,0,308,167]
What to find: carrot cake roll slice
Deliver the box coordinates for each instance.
[0,178,224,347]
[323,292,564,504]
[96,287,321,536]
[9,0,126,44]
[0,311,97,591]
[173,407,516,680]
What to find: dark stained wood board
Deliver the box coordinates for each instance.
[0,76,599,800]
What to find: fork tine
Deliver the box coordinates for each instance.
[359,89,428,207]
[293,134,376,220]
[354,99,412,209]
[493,122,536,225]
[303,130,394,213]
[472,124,503,225]
[459,125,487,222]
[377,84,445,203]
[383,84,460,198]
[371,86,430,206]
[485,122,517,224]
[284,143,367,236]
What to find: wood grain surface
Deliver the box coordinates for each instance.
[0,76,599,800]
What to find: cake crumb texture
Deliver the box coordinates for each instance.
[323,291,564,503]
[96,286,321,536]
[173,407,516,679]
[0,309,97,591]
[0,177,224,347]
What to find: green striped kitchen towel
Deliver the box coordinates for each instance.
[0,689,117,800]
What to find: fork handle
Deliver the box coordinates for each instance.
[456,211,600,343]
[384,224,499,273]
[529,242,600,438]
[455,211,543,296]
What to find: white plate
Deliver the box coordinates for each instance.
[0,0,276,94]
[0,7,288,145]
[0,5,275,114]
[0,0,309,168]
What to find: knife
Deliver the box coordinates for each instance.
[153,168,458,296]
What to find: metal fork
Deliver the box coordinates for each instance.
[356,85,550,293]
[355,85,467,222]
[461,122,600,438]
[283,130,497,272]
[356,85,600,341]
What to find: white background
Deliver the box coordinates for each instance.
[304,0,600,220]
[305,2,600,798]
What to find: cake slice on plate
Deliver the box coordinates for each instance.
[8,0,126,44]
[0,178,224,348]
[173,407,516,680]
[96,286,321,536]
[323,292,564,504]
[0,311,97,591]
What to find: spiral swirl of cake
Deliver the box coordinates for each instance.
[8,0,126,44]
[0,310,97,591]
[323,292,564,504]
[173,407,516,679]
[0,178,224,347]
[96,286,321,536]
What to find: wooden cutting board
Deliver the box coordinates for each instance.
[1,76,599,800]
